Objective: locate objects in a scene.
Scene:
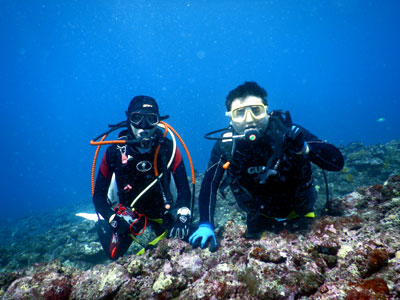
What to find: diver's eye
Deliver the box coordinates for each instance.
[130,113,144,124]
[232,107,246,119]
[250,105,265,117]
[145,114,159,125]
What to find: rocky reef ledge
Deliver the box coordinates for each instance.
[1,140,400,299]
[1,174,400,299]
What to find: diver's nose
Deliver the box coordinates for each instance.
[244,109,254,122]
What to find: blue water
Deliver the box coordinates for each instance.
[1,1,399,220]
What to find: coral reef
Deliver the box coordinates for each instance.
[313,140,400,200]
[1,141,400,299]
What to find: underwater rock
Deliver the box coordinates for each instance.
[0,177,397,300]
[2,174,399,299]
[2,260,74,300]
[312,140,400,207]
[1,141,400,299]
[70,263,131,299]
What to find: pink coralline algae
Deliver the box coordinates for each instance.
[3,260,73,300]
[1,175,400,299]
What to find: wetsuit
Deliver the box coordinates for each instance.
[93,128,191,258]
[198,114,344,236]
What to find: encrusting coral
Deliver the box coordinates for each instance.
[1,141,400,299]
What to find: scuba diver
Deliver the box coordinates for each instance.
[189,81,344,251]
[92,95,193,259]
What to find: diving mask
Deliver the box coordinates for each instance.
[129,112,159,129]
[226,104,267,122]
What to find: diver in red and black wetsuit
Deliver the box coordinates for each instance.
[93,96,191,259]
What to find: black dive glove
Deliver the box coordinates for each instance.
[169,207,191,240]
[109,204,146,237]
[285,125,309,155]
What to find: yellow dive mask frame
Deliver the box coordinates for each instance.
[226,103,267,122]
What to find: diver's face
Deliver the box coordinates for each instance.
[127,111,159,149]
[130,124,157,150]
[229,96,269,135]
[130,125,156,139]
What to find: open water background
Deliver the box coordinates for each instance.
[1,0,399,220]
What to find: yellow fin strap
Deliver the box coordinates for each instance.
[133,230,168,256]
[304,211,316,218]
[260,210,316,221]
[286,211,316,219]
[129,234,142,244]
[136,248,146,255]
[147,218,163,224]
[286,211,300,220]
[148,230,168,246]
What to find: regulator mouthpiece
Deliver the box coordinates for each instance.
[244,128,260,142]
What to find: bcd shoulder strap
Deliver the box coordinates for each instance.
[262,110,293,175]
[219,110,294,188]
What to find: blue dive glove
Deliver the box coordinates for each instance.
[189,222,217,252]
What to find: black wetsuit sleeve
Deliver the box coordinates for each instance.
[93,147,115,222]
[198,141,226,226]
[172,147,191,209]
[297,124,344,171]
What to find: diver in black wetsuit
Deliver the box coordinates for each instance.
[93,96,192,259]
[189,82,344,251]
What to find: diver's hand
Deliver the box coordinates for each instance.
[110,204,146,236]
[109,214,130,236]
[285,125,309,155]
[189,222,217,251]
[169,207,191,240]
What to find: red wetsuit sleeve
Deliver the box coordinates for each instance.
[171,147,191,208]
[93,148,115,221]
[100,152,112,179]
[172,147,183,173]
